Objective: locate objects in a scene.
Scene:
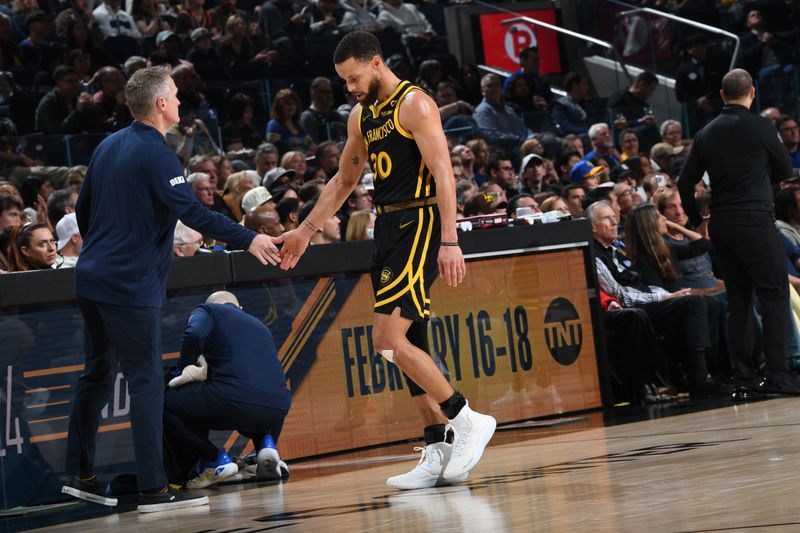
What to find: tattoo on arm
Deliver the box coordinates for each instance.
[351,155,360,165]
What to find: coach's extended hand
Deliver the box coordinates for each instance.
[438,245,466,287]
[248,234,283,266]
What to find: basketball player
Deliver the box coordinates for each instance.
[276,32,496,489]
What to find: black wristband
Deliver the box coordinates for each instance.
[441,241,459,247]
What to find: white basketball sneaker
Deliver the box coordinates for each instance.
[386,442,468,490]
[442,401,496,481]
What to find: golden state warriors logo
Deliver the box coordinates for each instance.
[380,267,393,285]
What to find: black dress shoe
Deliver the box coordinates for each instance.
[689,376,734,398]
[731,386,766,402]
[758,374,800,396]
[637,382,676,404]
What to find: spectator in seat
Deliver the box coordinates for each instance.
[570,160,606,192]
[257,0,308,64]
[241,185,274,214]
[63,16,111,73]
[56,212,81,267]
[172,64,208,119]
[218,14,272,66]
[655,188,721,292]
[176,0,214,36]
[345,209,375,240]
[186,27,220,66]
[298,198,340,244]
[280,150,309,182]
[221,170,255,222]
[0,14,22,69]
[267,88,315,156]
[222,93,263,151]
[93,0,142,39]
[337,182,371,240]
[172,220,204,257]
[55,0,105,49]
[210,0,245,36]
[187,172,215,209]
[552,71,592,136]
[18,11,60,74]
[276,196,300,231]
[562,182,585,220]
[473,73,523,154]
[377,0,433,44]
[91,66,132,131]
[190,155,235,219]
[659,119,686,153]
[20,174,53,223]
[244,202,284,237]
[619,128,639,162]
[46,187,77,227]
[123,55,146,78]
[300,77,347,144]
[308,0,343,36]
[502,46,553,111]
[35,66,103,134]
[507,192,539,218]
[66,166,86,193]
[584,123,621,167]
[519,153,547,195]
[166,105,221,163]
[486,156,519,198]
[613,181,641,230]
[587,200,732,398]
[760,107,781,126]
[540,194,569,215]
[777,115,800,169]
[650,142,683,173]
[311,141,340,181]
[7,222,57,271]
[0,196,22,231]
[131,0,170,41]
[254,143,280,181]
[339,0,383,33]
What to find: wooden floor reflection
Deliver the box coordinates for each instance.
[30,398,800,532]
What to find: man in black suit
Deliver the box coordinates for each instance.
[678,69,800,400]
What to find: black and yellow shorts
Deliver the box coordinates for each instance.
[371,204,441,322]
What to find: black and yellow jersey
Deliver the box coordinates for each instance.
[358,80,435,206]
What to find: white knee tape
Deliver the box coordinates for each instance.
[381,349,394,363]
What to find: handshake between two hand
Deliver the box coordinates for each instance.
[168,356,208,388]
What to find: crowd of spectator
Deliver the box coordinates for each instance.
[2,0,800,407]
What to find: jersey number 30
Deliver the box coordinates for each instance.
[370,151,393,180]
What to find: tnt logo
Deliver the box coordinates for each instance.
[543,297,582,365]
[505,23,538,64]
[169,176,186,186]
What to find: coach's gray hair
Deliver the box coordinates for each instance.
[125,65,172,118]
[584,200,612,225]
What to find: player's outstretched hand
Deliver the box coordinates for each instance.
[438,245,466,287]
[273,228,311,271]
[248,233,282,266]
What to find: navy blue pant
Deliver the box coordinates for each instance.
[163,382,287,482]
[65,298,167,492]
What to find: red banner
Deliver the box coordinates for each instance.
[479,9,562,75]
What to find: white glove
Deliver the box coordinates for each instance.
[168,355,208,388]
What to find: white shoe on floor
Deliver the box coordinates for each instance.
[386,442,468,490]
[442,401,496,481]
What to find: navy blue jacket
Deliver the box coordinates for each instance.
[178,303,291,411]
[75,121,256,307]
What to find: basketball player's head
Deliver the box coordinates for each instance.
[721,68,754,105]
[333,31,385,105]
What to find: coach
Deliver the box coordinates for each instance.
[62,66,281,512]
[678,68,800,399]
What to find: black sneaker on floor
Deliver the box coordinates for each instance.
[62,476,118,506]
[758,374,800,396]
[138,485,209,513]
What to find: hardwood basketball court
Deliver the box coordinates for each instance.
[20,397,800,532]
